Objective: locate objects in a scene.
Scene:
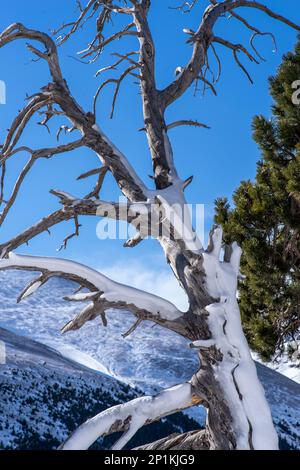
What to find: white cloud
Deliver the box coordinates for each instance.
[98,261,189,311]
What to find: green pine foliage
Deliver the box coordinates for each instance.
[215,39,300,361]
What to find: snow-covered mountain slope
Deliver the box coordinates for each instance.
[254,362,300,449]
[0,271,196,390]
[253,347,300,384]
[0,327,197,450]
[0,271,299,449]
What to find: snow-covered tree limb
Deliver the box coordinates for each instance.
[60,382,200,450]
[0,253,186,335]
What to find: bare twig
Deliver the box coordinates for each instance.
[167,120,210,131]
[54,0,100,45]
[213,36,259,83]
[84,166,108,199]
[122,318,143,338]
[77,167,104,180]
[58,215,82,251]
[0,139,84,227]
[169,1,198,13]
[94,64,138,118]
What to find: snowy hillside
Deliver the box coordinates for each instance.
[0,271,299,449]
[0,327,197,450]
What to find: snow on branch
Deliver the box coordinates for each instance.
[202,226,278,449]
[60,382,198,450]
[0,253,185,333]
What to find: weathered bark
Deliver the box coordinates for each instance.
[135,430,210,451]
[152,225,277,450]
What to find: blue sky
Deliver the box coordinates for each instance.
[0,1,299,304]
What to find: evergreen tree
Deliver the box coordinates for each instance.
[215,39,300,361]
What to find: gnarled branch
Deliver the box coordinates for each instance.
[161,1,300,108]
[0,22,148,202]
[0,253,186,337]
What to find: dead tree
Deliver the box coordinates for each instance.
[0,0,299,450]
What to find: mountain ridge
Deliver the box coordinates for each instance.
[0,326,198,450]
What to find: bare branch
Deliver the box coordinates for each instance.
[102,3,133,15]
[183,175,193,190]
[122,318,143,338]
[77,167,104,180]
[58,214,82,251]
[110,64,138,118]
[37,104,63,133]
[197,74,217,96]
[0,23,147,202]
[250,31,277,62]
[167,120,210,131]
[95,51,138,77]
[0,186,156,259]
[94,63,138,118]
[54,0,100,45]
[160,1,300,108]
[213,36,259,64]
[123,231,144,248]
[0,95,51,162]
[61,300,107,333]
[213,36,258,83]
[0,195,129,258]
[0,163,6,205]
[93,78,118,115]
[83,165,108,199]
[228,7,278,61]
[238,1,300,32]
[0,23,65,85]
[0,139,84,228]
[81,23,138,59]
[169,0,198,13]
[17,273,53,303]
[133,2,176,188]
[210,43,221,83]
